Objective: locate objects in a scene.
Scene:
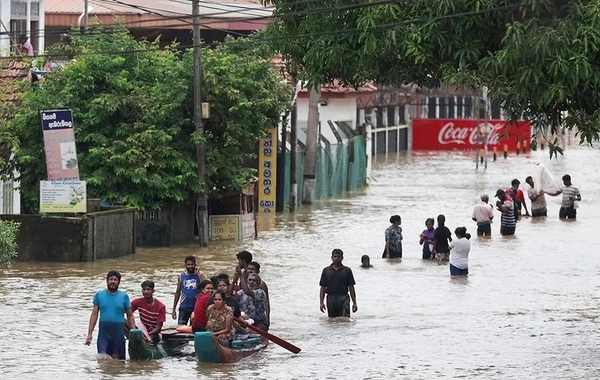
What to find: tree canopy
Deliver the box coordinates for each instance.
[263,0,600,151]
[1,24,290,213]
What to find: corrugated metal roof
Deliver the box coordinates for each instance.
[46,0,273,18]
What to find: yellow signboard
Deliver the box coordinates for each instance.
[258,127,277,212]
[209,215,241,241]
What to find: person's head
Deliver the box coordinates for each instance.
[184,255,197,274]
[455,226,471,240]
[389,215,401,225]
[248,261,261,274]
[247,273,262,289]
[437,214,446,227]
[425,217,434,229]
[511,178,520,189]
[212,290,226,307]
[19,34,27,43]
[495,188,506,201]
[141,280,155,299]
[562,174,572,186]
[216,278,230,294]
[331,248,344,265]
[237,250,253,267]
[525,176,534,188]
[106,270,121,292]
[210,272,229,287]
[199,279,214,295]
[360,255,371,267]
[480,194,489,203]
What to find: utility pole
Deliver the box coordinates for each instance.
[289,103,297,211]
[193,0,208,246]
[302,85,320,204]
[84,0,89,31]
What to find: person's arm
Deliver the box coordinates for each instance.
[261,282,270,326]
[213,314,234,337]
[349,285,358,313]
[126,307,136,330]
[85,305,99,345]
[172,274,181,320]
[575,189,582,201]
[319,286,326,313]
[239,271,255,298]
[544,189,562,196]
[520,192,530,215]
[385,242,390,258]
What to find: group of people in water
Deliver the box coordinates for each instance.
[85,251,270,359]
[375,173,581,278]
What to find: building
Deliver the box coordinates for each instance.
[0,0,45,56]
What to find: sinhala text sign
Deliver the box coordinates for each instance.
[40,109,80,180]
[258,128,277,212]
[209,215,242,241]
[40,180,87,213]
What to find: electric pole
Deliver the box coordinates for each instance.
[193,0,208,246]
[302,85,321,204]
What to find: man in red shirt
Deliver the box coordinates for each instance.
[506,178,530,219]
[131,280,166,344]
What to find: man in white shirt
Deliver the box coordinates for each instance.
[472,194,494,236]
[525,176,547,217]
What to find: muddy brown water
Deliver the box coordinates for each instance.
[1,147,599,379]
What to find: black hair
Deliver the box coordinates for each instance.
[389,215,401,224]
[184,255,196,264]
[249,261,261,273]
[361,255,370,262]
[455,226,471,240]
[437,214,446,228]
[217,277,230,286]
[425,217,435,226]
[562,174,571,182]
[210,273,229,286]
[141,280,154,289]
[212,289,226,301]
[199,279,213,291]
[236,250,253,264]
[525,176,533,182]
[332,248,344,256]
[106,270,121,281]
[511,178,520,186]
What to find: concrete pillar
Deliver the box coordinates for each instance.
[0,0,11,56]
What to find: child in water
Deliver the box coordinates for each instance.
[360,255,373,268]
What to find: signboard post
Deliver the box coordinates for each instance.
[40,109,80,181]
[258,128,277,212]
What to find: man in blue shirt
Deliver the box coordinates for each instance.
[85,270,135,359]
[171,255,205,325]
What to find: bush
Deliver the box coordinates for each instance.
[0,220,20,267]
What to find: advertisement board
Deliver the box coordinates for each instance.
[412,119,531,151]
[39,180,87,213]
[258,128,278,212]
[40,109,80,180]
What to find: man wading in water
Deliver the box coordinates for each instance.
[319,249,358,318]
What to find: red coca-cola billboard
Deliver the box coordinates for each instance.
[412,119,531,151]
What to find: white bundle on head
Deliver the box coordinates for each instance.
[533,163,559,193]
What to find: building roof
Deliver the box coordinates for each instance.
[46,0,273,18]
[272,55,378,97]
[0,58,31,121]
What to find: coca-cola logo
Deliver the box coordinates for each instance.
[437,122,504,145]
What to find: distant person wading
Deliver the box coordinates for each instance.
[383,215,403,259]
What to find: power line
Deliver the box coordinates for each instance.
[34,2,533,59]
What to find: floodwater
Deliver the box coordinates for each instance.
[1,146,600,380]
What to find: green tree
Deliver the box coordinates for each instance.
[1,23,290,213]
[263,0,600,153]
[0,220,20,268]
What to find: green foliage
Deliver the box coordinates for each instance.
[263,0,600,156]
[0,220,20,268]
[1,22,290,213]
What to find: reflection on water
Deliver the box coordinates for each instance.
[1,147,600,379]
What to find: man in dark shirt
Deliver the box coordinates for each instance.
[319,249,358,318]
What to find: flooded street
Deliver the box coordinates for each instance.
[2,146,600,379]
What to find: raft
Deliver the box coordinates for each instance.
[128,328,193,360]
[194,331,268,363]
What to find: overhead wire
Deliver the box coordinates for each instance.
[14,1,535,58]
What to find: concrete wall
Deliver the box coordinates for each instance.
[0,208,136,262]
[136,202,195,247]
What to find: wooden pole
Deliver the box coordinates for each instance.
[302,86,320,204]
